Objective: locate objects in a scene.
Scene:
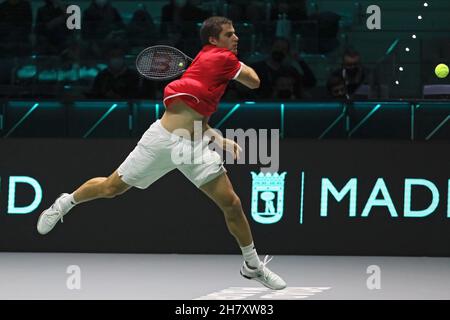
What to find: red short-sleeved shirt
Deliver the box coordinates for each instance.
[163,44,243,117]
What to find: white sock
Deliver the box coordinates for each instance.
[58,193,77,213]
[240,242,261,269]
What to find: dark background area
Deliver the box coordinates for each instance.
[1,139,449,256]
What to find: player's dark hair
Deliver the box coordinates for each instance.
[199,16,233,46]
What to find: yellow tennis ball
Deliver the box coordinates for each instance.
[178,62,184,67]
[435,63,449,78]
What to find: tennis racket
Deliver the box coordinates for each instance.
[136,45,193,81]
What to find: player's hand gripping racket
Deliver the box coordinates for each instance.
[136,45,193,81]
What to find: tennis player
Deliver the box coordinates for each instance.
[37,16,286,290]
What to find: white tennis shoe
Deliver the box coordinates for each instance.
[37,193,70,235]
[240,255,287,290]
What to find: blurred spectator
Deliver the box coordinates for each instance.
[0,0,32,57]
[308,11,340,54]
[330,48,366,96]
[270,0,308,21]
[160,0,209,56]
[82,0,125,59]
[224,0,244,22]
[35,0,71,55]
[226,0,265,23]
[160,0,208,36]
[127,4,157,49]
[251,37,316,99]
[272,75,298,100]
[88,46,142,99]
[327,74,348,99]
[270,0,308,40]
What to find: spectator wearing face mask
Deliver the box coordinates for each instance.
[251,37,316,100]
[330,48,366,96]
[88,47,143,99]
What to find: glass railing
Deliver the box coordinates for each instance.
[0,100,449,140]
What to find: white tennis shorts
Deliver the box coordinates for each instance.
[117,119,227,189]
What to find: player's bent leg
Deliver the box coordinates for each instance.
[37,170,131,235]
[200,172,253,247]
[200,173,287,290]
[74,170,131,203]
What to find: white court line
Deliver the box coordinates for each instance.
[194,287,332,300]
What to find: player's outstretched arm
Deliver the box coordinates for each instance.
[235,63,261,89]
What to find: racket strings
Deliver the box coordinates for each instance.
[137,47,187,80]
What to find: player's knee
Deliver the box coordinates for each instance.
[102,183,125,198]
[222,195,242,218]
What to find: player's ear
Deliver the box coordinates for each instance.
[208,36,218,46]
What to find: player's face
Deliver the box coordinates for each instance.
[215,24,239,55]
